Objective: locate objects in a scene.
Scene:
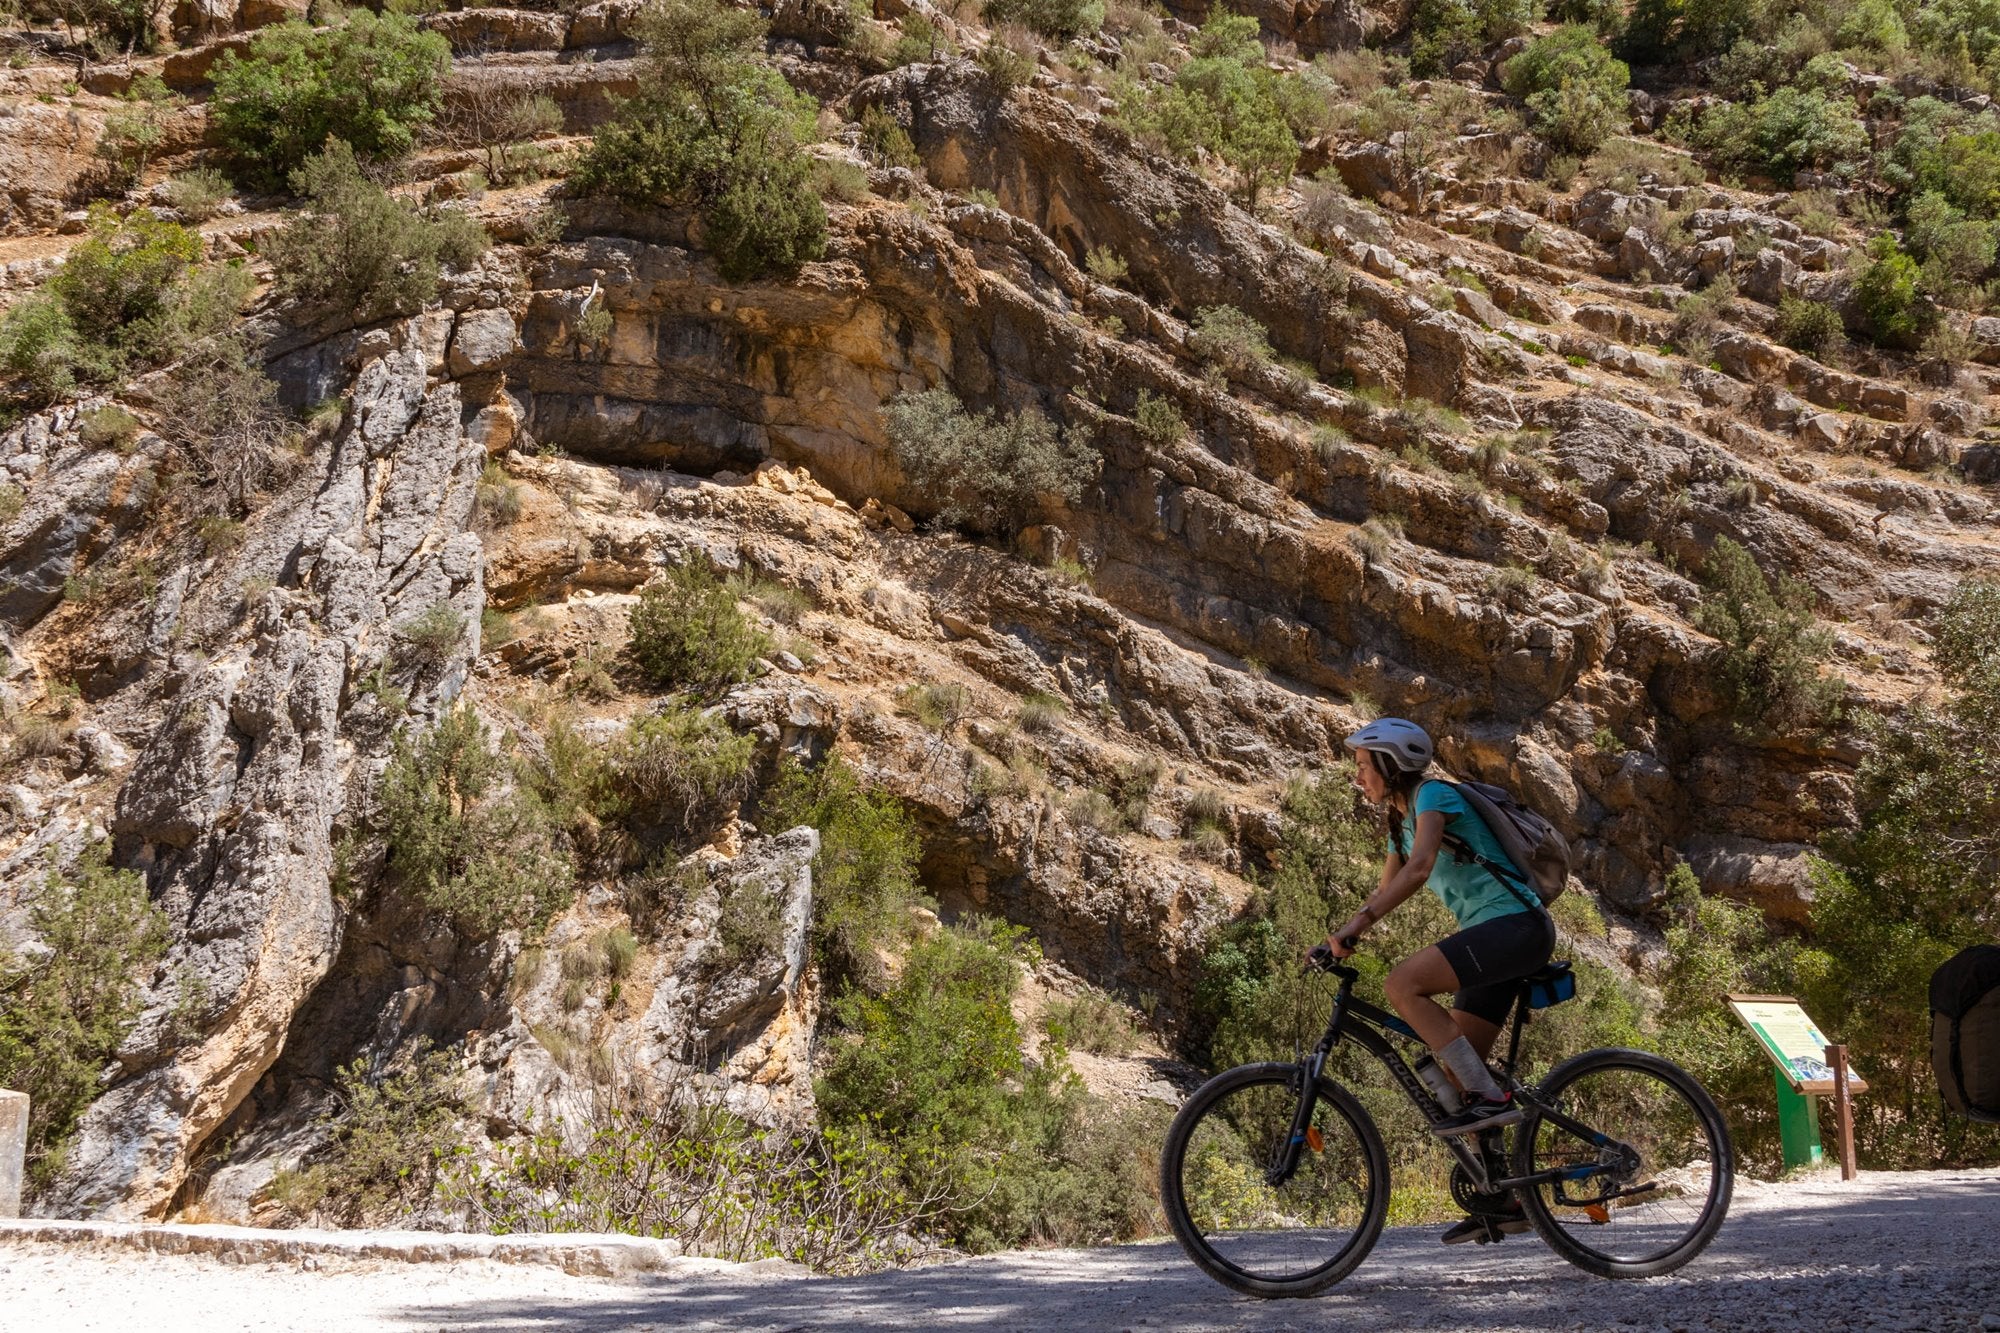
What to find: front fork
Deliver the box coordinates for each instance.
[1265,1050,1328,1186]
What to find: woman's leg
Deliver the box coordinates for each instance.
[1452,1011,1505,1061]
[1383,946,1466,1051]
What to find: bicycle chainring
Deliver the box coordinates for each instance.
[1449,1162,1515,1218]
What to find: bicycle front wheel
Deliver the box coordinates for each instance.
[1159,1062,1389,1298]
[1513,1047,1734,1279]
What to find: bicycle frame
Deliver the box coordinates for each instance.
[1271,960,1634,1200]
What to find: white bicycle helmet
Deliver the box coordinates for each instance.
[1343,717,1434,773]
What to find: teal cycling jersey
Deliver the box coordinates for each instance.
[1388,780,1535,929]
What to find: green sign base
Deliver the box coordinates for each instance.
[1775,1066,1824,1170]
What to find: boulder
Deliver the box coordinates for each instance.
[447,308,522,378]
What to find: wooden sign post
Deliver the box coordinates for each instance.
[1727,995,1867,1174]
[1828,1044,1858,1181]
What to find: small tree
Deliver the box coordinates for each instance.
[626,558,771,694]
[1852,232,1936,349]
[1774,296,1844,357]
[378,707,576,936]
[1502,26,1630,157]
[882,388,1100,540]
[1693,536,1840,736]
[573,0,826,282]
[0,844,169,1192]
[262,141,488,322]
[210,12,451,189]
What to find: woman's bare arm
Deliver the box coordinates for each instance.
[1326,810,1444,955]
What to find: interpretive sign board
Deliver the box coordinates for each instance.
[1726,995,1869,1095]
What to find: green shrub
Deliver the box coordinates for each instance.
[572,0,825,282]
[263,140,488,322]
[210,12,450,188]
[976,30,1038,92]
[1112,12,1298,203]
[887,13,957,66]
[1,206,244,405]
[1043,988,1136,1055]
[760,754,927,990]
[604,704,756,851]
[269,1043,468,1225]
[983,0,1102,39]
[394,603,466,671]
[378,706,576,936]
[882,388,1100,540]
[1901,127,2000,221]
[447,1063,944,1272]
[1620,0,1758,63]
[1188,304,1275,372]
[1014,690,1067,731]
[817,918,1160,1251]
[1411,0,1538,75]
[1852,232,1936,350]
[163,168,233,222]
[94,76,175,192]
[1132,389,1185,446]
[1692,84,1868,182]
[1905,190,1997,302]
[1502,26,1630,156]
[1652,864,1796,1173]
[626,558,771,694]
[1693,536,1840,736]
[1774,296,1844,357]
[153,332,294,515]
[0,843,168,1194]
[1804,579,2000,1168]
[77,404,141,449]
[858,105,920,169]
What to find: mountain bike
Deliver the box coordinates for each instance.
[1159,945,1734,1297]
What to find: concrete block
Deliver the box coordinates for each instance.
[0,1089,26,1218]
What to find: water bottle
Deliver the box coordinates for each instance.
[1414,1053,1463,1113]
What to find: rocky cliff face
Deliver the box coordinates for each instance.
[2,0,1997,1220]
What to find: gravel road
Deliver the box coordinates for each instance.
[4,1169,1996,1333]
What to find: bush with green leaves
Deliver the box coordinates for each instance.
[982,0,1101,39]
[573,0,826,282]
[448,1064,948,1272]
[210,12,450,188]
[1691,81,1868,183]
[1693,536,1840,736]
[1803,579,2000,1168]
[0,843,168,1194]
[1112,12,1298,203]
[817,917,1162,1251]
[882,388,1100,540]
[270,1042,469,1225]
[1852,232,1937,349]
[1410,0,1539,76]
[262,141,487,323]
[1188,304,1275,373]
[1620,0,1761,63]
[1653,864,1796,1172]
[760,754,927,990]
[378,706,576,936]
[1774,296,1844,357]
[626,558,771,694]
[1502,26,1630,156]
[1904,190,1998,302]
[0,206,246,404]
[604,704,757,853]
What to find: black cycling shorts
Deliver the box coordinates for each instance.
[1436,908,1556,1025]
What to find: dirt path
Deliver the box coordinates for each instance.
[4,1168,1997,1332]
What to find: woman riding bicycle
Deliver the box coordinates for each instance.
[1324,717,1556,1242]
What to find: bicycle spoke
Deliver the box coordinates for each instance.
[1524,1059,1728,1270]
[1172,1072,1381,1288]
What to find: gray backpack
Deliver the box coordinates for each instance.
[1931,944,2000,1124]
[1435,780,1571,908]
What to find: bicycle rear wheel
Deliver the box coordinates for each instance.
[1159,1062,1389,1298]
[1513,1047,1734,1278]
